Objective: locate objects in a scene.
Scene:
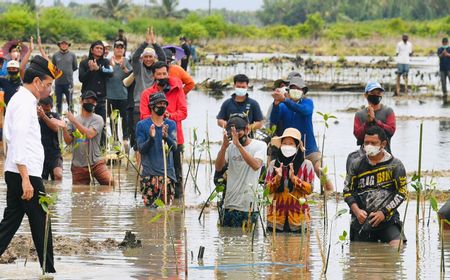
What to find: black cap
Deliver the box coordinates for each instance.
[163,49,175,62]
[227,113,249,130]
[81,90,98,101]
[149,92,168,107]
[39,96,53,105]
[28,55,62,79]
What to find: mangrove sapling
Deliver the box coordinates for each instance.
[198,184,225,221]
[317,112,337,229]
[72,129,94,186]
[416,122,424,223]
[397,194,410,252]
[337,230,349,253]
[411,173,423,226]
[38,192,57,276]
[288,194,317,261]
[426,178,437,227]
[149,198,182,276]
[324,208,347,275]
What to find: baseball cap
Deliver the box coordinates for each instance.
[149,92,168,107]
[6,60,20,69]
[81,90,98,100]
[365,82,385,93]
[289,76,307,89]
[227,113,249,130]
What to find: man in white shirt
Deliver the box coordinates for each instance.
[395,34,413,96]
[215,113,267,227]
[0,55,62,273]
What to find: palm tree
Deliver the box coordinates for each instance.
[91,0,130,21]
[151,0,179,18]
[21,0,36,12]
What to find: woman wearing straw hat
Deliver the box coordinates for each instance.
[265,128,315,233]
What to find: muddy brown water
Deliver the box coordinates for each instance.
[1,76,450,279]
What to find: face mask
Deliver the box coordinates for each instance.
[235,88,247,97]
[367,95,382,105]
[238,135,247,146]
[153,106,166,116]
[280,145,297,158]
[289,89,304,100]
[157,78,169,87]
[7,71,19,78]
[364,144,381,157]
[82,102,95,113]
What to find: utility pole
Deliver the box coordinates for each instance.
[208,0,211,15]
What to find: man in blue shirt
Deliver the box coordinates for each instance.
[438,37,450,104]
[217,74,264,133]
[270,76,333,191]
[136,92,177,207]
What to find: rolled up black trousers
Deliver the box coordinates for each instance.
[0,171,55,273]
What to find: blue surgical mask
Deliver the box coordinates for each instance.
[235,88,247,97]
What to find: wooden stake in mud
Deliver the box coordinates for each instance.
[416,122,423,220]
[184,227,188,278]
[162,139,168,205]
[272,200,277,249]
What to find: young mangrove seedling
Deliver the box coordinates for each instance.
[324,208,347,275]
[38,192,57,276]
[149,198,183,276]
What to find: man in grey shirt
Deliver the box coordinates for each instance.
[63,91,113,185]
[215,114,267,227]
[52,38,78,113]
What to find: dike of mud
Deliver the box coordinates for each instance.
[0,234,120,264]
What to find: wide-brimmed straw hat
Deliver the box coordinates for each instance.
[271,127,305,151]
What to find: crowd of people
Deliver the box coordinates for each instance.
[0,31,447,273]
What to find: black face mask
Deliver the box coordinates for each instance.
[367,95,382,105]
[82,103,95,113]
[157,78,169,87]
[153,106,167,116]
[8,71,19,77]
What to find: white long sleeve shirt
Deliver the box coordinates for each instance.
[4,86,44,177]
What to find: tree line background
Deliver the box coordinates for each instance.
[0,0,448,45]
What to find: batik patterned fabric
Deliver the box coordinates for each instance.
[265,159,315,231]
[141,175,174,207]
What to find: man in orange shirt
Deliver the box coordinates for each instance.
[164,49,195,95]
[140,61,187,198]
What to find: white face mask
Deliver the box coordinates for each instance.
[280,145,297,158]
[235,87,247,97]
[364,144,381,157]
[289,89,303,100]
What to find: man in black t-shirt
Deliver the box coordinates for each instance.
[38,97,63,181]
[217,74,264,134]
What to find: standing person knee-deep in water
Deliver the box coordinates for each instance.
[62,91,114,186]
[215,114,267,227]
[347,81,396,172]
[0,55,62,273]
[136,93,177,207]
[344,126,407,247]
[38,96,64,181]
[265,128,315,232]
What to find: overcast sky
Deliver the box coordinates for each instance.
[37,0,264,11]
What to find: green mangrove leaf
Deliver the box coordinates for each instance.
[154,198,165,208]
[149,213,163,223]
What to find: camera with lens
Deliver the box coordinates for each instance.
[280,86,289,95]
